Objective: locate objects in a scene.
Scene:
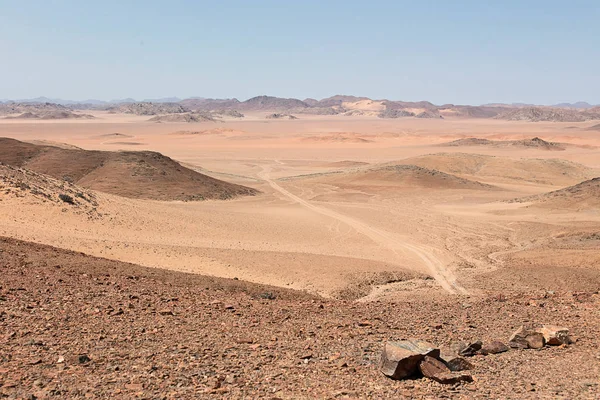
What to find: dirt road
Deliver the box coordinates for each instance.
[258,165,468,295]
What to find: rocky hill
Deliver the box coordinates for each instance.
[0,138,258,201]
[266,113,297,120]
[495,107,600,122]
[179,98,241,111]
[5,111,95,120]
[384,100,438,111]
[402,153,596,186]
[0,102,71,116]
[148,113,217,123]
[378,109,416,118]
[237,96,310,111]
[107,102,189,116]
[286,164,495,190]
[440,137,566,151]
[314,95,371,107]
[0,163,100,214]
[2,235,598,398]
[513,177,600,208]
[4,96,600,122]
[586,123,600,131]
[440,105,505,118]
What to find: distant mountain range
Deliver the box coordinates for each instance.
[0,96,187,105]
[1,96,597,109]
[1,95,599,122]
[483,101,597,109]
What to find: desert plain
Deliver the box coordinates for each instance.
[1,104,600,398]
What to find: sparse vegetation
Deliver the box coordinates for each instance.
[259,291,277,300]
[59,193,75,204]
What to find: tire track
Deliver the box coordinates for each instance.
[258,166,468,295]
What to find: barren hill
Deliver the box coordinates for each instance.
[403,153,595,186]
[5,110,95,120]
[0,102,72,116]
[495,107,600,122]
[377,109,416,118]
[148,113,217,123]
[2,236,599,398]
[0,138,258,201]
[302,97,319,106]
[285,164,495,190]
[179,98,241,111]
[585,123,600,131]
[316,95,371,107]
[320,160,370,168]
[0,163,99,214]
[514,177,600,208]
[238,95,310,111]
[265,113,297,120]
[440,105,504,118]
[384,100,438,111]
[108,102,189,116]
[440,137,566,151]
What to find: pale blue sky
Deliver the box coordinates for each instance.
[1,0,599,104]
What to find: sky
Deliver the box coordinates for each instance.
[1,0,599,105]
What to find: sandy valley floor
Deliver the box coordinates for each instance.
[1,112,599,300]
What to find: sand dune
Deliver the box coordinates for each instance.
[341,99,386,112]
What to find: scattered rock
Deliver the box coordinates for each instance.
[509,326,545,349]
[380,340,440,380]
[266,113,298,120]
[419,356,474,384]
[480,341,509,355]
[158,309,174,316]
[78,354,91,364]
[526,333,546,349]
[459,341,482,357]
[431,371,474,384]
[449,342,468,355]
[419,355,449,377]
[443,356,474,372]
[125,383,143,391]
[539,325,571,345]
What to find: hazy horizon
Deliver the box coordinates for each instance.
[1,94,599,108]
[1,0,599,104]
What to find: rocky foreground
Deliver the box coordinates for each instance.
[1,237,599,399]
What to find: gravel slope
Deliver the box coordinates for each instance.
[1,237,599,399]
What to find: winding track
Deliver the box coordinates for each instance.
[258,165,468,295]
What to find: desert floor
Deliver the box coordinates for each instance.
[1,112,599,300]
[2,113,600,398]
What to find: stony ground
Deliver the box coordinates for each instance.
[1,236,599,399]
